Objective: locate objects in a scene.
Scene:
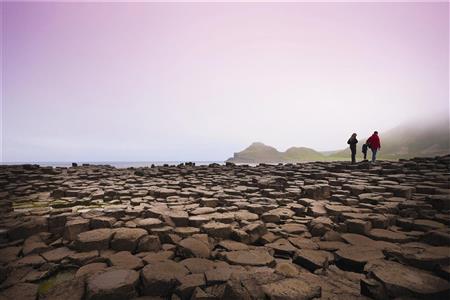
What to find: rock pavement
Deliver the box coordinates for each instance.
[0,156,449,299]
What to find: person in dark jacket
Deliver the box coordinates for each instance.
[366,131,381,162]
[362,143,368,160]
[347,133,358,164]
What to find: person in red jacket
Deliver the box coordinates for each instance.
[366,131,381,162]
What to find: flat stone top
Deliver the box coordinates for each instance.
[88,269,139,290]
[225,249,275,267]
[369,260,450,295]
[336,246,384,263]
[141,260,189,280]
[77,228,114,242]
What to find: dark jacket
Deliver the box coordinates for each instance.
[362,143,368,153]
[347,137,358,152]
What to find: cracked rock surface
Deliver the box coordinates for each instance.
[0,156,449,299]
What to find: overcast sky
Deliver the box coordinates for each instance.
[1,2,449,162]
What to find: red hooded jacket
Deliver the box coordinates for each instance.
[366,134,381,150]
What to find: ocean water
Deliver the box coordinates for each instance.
[1,161,225,168]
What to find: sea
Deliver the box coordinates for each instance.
[0,161,225,169]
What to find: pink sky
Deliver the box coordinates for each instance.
[1,2,449,162]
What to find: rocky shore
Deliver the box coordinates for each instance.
[0,156,449,300]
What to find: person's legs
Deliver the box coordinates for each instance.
[351,151,356,164]
[371,149,377,162]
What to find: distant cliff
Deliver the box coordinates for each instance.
[226,142,326,163]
